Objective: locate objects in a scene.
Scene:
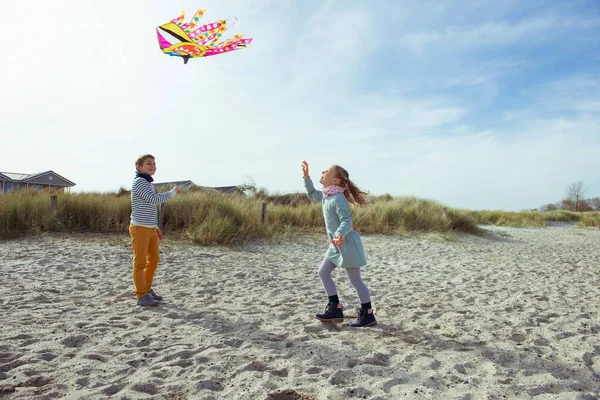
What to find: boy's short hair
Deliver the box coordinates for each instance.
[135,154,155,167]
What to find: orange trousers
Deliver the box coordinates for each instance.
[129,224,160,298]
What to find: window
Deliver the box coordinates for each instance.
[6,183,20,193]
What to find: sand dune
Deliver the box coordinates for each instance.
[1,226,599,399]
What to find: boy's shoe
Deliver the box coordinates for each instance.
[315,302,343,322]
[349,308,377,327]
[137,294,159,306]
[148,288,162,301]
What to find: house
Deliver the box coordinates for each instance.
[153,180,241,194]
[0,170,76,193]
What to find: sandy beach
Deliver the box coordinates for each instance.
[1,226,599,399]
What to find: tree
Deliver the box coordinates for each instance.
[539,202,560,212]
[565,181,586,211]
[588,197,600,211]
[238,176,258,196]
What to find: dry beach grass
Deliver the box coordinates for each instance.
[1,224,599,399]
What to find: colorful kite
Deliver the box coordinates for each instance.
[156,9,253,64]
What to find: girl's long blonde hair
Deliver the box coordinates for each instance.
[332,165,368,207]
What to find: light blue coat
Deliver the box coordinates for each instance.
[304,178,367,269]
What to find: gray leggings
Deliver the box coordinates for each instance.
[318,257,371,304]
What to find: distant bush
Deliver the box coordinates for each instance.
[461,209,600,228]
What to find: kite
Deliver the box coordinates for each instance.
[156,9,253,64]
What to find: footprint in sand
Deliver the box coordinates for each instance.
[132,382,158,395]
[266,388,316,400]
[329,369,355,385]
[61,335,88,348]
[168,359,194,368]
[75,377,88,388]
[358,352,391,367]
[383,377,409,393]
[195,380,223,392]
[270,368,289,377]
[84,353,107,362]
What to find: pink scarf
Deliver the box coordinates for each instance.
[322,185,345,198]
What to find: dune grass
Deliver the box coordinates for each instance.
[2,190,597,244]
[0,189,482,243]
[577,212,600,228]
[0,191,131,238]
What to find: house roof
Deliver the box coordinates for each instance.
[211,186,239,194]
[1,172,29,180]
[153,180,195,188]
[0,170,76,186]
[153,181,239,194]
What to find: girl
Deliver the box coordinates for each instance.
[301,160,376,327]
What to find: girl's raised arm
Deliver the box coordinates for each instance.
[302,160,323,201]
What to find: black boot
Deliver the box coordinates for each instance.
[315,302,343,322]
[349,307,377,327]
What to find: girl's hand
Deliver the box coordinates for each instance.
[332,234,344,247]
[301,160,310,179]
[157,229,164,240]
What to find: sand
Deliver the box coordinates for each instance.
[1,225,599,399]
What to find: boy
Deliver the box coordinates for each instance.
[130,154,182,306]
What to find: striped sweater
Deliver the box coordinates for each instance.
[130,177,176,228]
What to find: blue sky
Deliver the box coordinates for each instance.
[1,0,599,210]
